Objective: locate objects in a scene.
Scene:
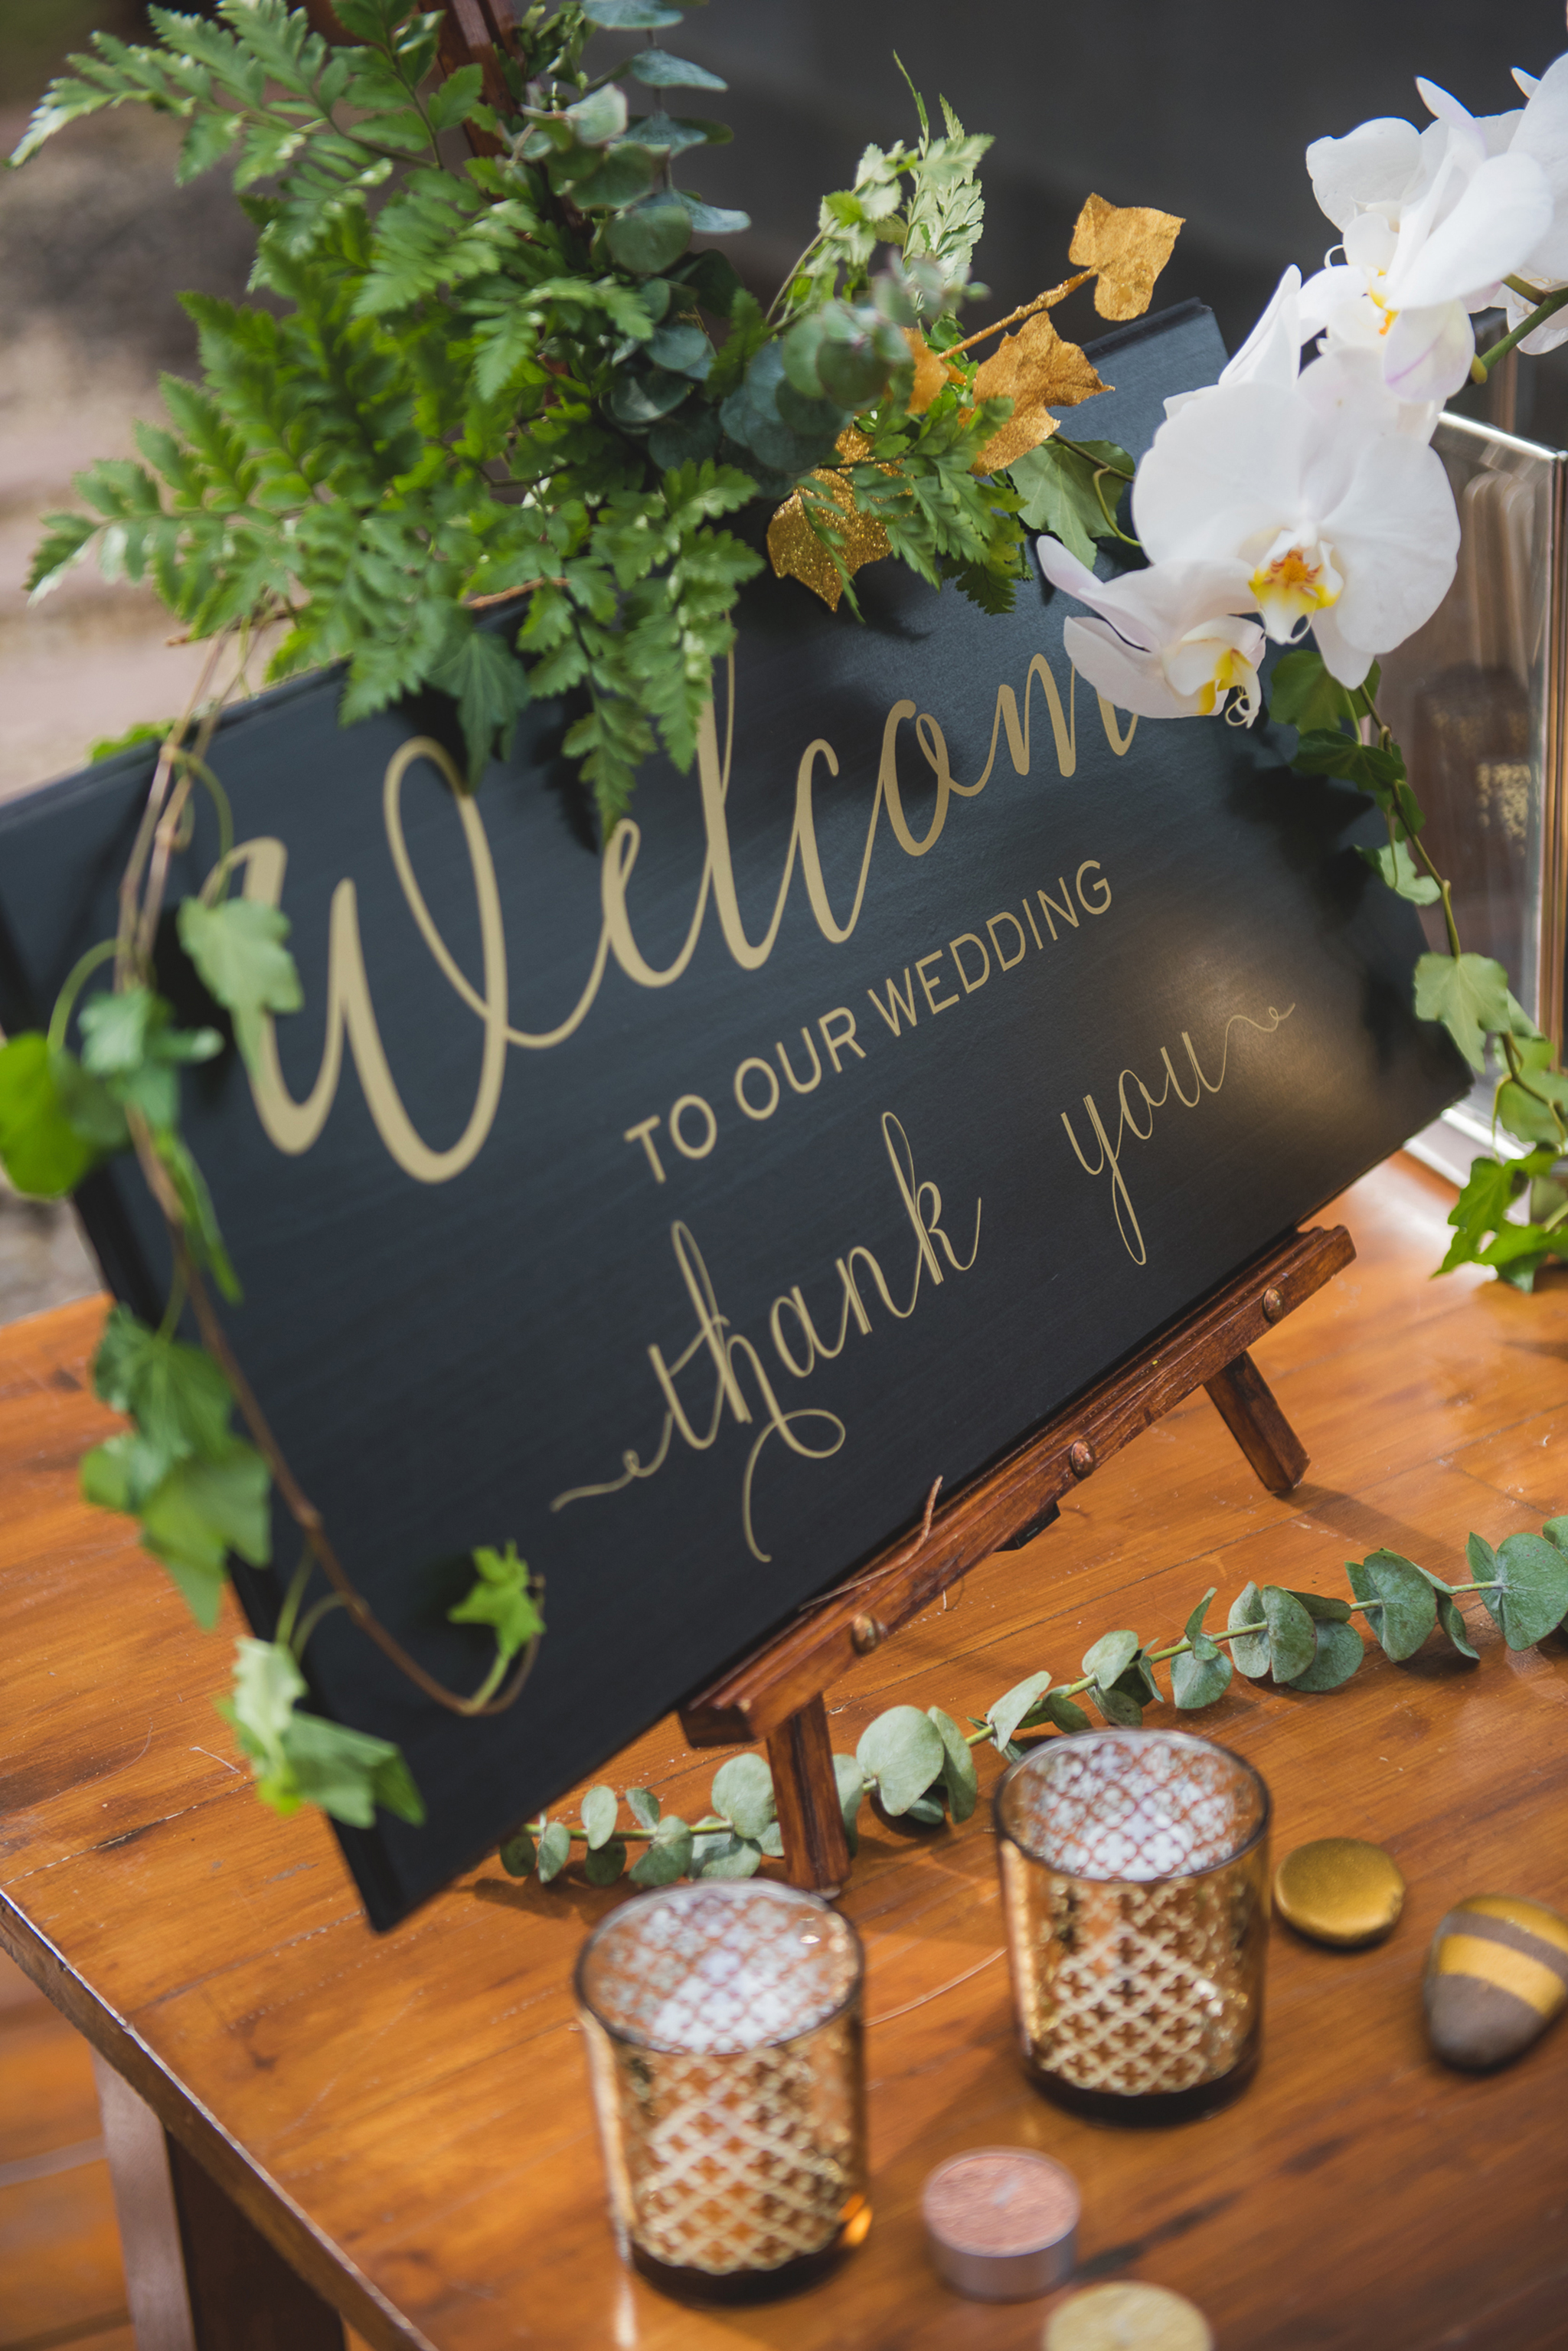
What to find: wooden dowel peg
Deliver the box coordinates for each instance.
[1204,1350,1308,1494]
[766,1694,851,1895]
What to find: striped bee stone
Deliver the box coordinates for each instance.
[1424,1895,1568,2070]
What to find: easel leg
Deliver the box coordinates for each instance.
[766,1695,851,1895]
[1204,1350,1308,1495]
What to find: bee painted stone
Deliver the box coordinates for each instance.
[1424,1895,1568,2070]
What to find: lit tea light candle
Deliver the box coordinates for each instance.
[922,2147,1080,2300]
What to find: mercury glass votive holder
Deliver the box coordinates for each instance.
[574,1880,870,2303]
[995,1728,1270,2124]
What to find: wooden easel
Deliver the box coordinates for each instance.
[678,1222,1354,1892]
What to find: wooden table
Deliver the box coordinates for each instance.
[3,1156,1566,2351]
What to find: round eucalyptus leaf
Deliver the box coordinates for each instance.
[780,316,828,397]
[567,142,661,211]
[648,322,712,378]
[606,365,692,427]
[1280,1617,1363,1691]
[675,192,750,235]
[581,0,683,26]
[1287,1587,1353,1622]
[648,402,720,469]
[987,1669,1052,1751]
[694,1832,762,1880]
[926,1706,978,1823]
[1044,1691,1090,1733]
[562,83,627,146]
[627,1785,661,1831]
[815,330,890,409]
[857,1705,946,1816]
[536,1820,572,1884]
[583,1836,628,1886]
[1228,1581,1270,1679]
[1363,1552,1438,1660]
[1181,1586,1217,1646]
[1091,1682,1143,1728]
[629,1816,691,1885]
[833,1753,865,1855]
[1262,1586,1316,1683]
[498,1826,536,1877]
[1171,1646,1233,1710]
[901,1792,947,1828]
[582,1783,619,1849]
[710,1751,776,1839]
[1437,1591,1481,1661]
[629,50,728,91]
[1494,1531,1568,1648]
[1080,1628,1138,1686]
[606,198,692,275]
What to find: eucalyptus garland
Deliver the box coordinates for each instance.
[502,1520,1568,1888]
[0,2,1566,1849]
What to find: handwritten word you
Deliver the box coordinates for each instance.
[1062,1005,1295,1264]
[550,1112,981,1562]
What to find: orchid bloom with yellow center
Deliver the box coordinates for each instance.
[1034,543,1265,724]
[1129,348,1458,687]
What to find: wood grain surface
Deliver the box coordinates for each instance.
[2,1156,1566,2351]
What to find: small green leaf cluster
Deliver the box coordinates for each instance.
[219,1635,425,1826]
[1272,640,1568,1278]
[502,1518,1568,1888]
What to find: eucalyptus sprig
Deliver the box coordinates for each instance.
[496,1516,1568,1888]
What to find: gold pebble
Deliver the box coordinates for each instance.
[1274,1837,1405,1948]
[1044,2282,1214,2351]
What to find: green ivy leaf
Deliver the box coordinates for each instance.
[926,1706,978,1823]
[1261,1586,1316,1682]
[1268,645,1357,733]
[629,1813,693,1885]
[177,896,302,1071]
[1441,1152,1548,1274]
[833,1753,866,1854]
[1011,436,1116,566]
[1491,1532,1568,1648]
[0,1033,98,1198]
[627,1786,661,1831]
[536,1820,571,1884]
[499,1826,537,1876]
[1413,953,1514,1074]
[985,1669,1052,1751]
[1357,837,1441,904]
[93,1305,234,1472]
[1228,1581,1270,1678]
[857,1705,946,1816]
[710,1752,776,1840]
[1345,1552,1437,1660]
[581,1784,619,1849]
[447,1541,542,1661]
[154,1130,242,1304]
[1280,1617,1364,1691]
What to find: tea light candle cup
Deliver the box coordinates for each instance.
[994,1728,1271,2124]
[922,2146,1080,2300]
[574,1880,869,2303]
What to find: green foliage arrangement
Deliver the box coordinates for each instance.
[500,1517,1568,1887]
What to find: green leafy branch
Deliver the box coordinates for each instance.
[1266,643,1568,1290]
[497,1516,1568,1887]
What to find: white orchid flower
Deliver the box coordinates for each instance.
[1302,86,1551,404]
[1036,541,1265,723]
[1164,266,1304,421]
[1498,55,1568,352]
[1131,354,1459,688]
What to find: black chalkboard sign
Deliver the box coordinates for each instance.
[0,302,1464,1926]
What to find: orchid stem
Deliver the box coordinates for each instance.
[1472,286,1568,379]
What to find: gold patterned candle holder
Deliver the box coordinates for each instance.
[995,1729,1270,2124]
[574,1881,870,2302]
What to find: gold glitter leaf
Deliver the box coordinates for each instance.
[969,312,1109,474]
[768,429,892,612]
[1070,192,1184,321]
[904,329,964,417]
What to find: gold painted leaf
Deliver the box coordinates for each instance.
[768,428,892,612]
[903,329,964,417]
[1070,192,1184,321]
[969,312,1109,474]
